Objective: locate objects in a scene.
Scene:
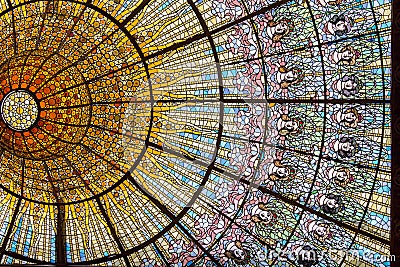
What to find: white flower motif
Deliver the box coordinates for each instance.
[197,215,210,229]
[169,240,183,254]
[215,181,229,200]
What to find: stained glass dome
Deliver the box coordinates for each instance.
[0,0,393,266]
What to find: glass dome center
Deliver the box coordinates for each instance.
[1,90,39,131]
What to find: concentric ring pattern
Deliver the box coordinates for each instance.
[0,0,391,266]
[1,90,39,131]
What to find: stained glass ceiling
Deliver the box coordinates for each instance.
[0,0,392,266]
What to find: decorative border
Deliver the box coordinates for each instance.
[391,0,399,260]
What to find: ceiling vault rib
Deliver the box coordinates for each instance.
[126,172,223,266]
[43,162,66,264]
[0,198,22,262]
[94,197,132,267]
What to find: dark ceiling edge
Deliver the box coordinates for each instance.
[391,0,400,263]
